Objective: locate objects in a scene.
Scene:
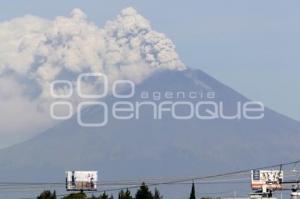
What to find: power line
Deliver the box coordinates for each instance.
[15,158,300,199]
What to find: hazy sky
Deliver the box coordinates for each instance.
[1,0,299,122]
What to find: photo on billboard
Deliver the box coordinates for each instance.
[66,171,98,191]
[251,170,283,191]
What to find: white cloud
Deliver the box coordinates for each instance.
[0,7,186,147]
[0,76,54,148]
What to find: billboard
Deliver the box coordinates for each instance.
[66,171,98,191]
[251,170,283,190]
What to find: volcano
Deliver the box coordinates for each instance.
[0,68,299,178]
[0,69,299,198]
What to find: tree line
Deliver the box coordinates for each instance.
[37,182,202,199]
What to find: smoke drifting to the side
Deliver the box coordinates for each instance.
[0,7,186,147]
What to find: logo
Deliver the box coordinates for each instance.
[50,73,265,127]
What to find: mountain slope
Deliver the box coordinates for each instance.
[0,68,299,183]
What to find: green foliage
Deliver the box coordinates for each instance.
[118,189,133,199]
[99,192,109,199]
[119,190,125,199]
[189,183,196,199]
[125,189,133,199]
[62,192,87,199]
[135,182,153,199]
[37,190,57,199]
[36,183,164,199]
[153,188,162,199]
[201,197,213,199]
